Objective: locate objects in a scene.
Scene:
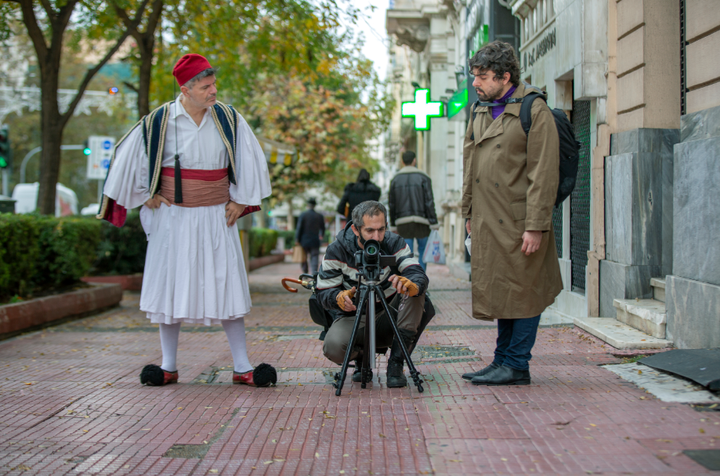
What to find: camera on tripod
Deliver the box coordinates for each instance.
[354,239,396,281]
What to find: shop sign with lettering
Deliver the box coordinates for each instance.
[524,28,556,69]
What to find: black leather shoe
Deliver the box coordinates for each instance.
[386,360,407,388]
[462,362,500,381]
[471,365,530,386]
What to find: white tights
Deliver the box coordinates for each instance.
[158,318,253,374]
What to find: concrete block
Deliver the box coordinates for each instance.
[617,0,644,39]
[681,104,720,142]
[686,30,720,89]
[604,152,662,266]
[617,67,645,113]
[651,277,666,303]
[666,275,720,349]
[614,298,667,338]
[573,316,672,350]
[673,136,720,285]
[599,260,661,317]
[617,28,644,76]
[686,0,720,41]
[687,81,720,115]
[618,108,645,133]
[608,129,678,276]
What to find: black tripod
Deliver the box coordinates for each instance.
[333,275,424,396]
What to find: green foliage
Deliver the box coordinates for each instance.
[248,227,279,258]
[32,216,102,291]
[0,213,40,300]
[92,211,147,276]
[277,230,296,250]
[0,214,101,301]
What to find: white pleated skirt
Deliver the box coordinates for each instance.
[138,203,251,325]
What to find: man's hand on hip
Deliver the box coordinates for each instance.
[144,194,171,209]
[521,230,542,255]
[226,201,247,227]
[389,275,419,297]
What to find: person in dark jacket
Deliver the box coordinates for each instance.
[388,151,438,271]
[295,198,325,275]
[336,169,381,218]
[316,201,428,388]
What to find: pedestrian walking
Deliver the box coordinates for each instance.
[388,151,438,271]
[335,169,381,218]
[295,197,325,275]
[98,53,277,387]
[461,41,563,386]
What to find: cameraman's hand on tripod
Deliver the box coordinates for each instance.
[389,275,419,297]
[336,287,357,312]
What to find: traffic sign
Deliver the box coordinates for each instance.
[86,135,115,180]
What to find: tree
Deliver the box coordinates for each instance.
[0,0,149,214]
[155,0,391,201]
[111,0,164,117]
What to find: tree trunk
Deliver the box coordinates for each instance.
[36,52,63,215]
[136,36,154,118]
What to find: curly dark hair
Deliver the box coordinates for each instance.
[468,41,521,86]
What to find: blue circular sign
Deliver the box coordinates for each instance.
[102,140,112,150]
[101,159,110,169]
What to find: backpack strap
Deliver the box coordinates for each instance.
[519,92,544,136]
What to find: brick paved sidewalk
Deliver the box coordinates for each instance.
[0,261,718,475]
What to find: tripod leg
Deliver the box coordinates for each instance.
[334,287,369,396]
[376,289,424,393]
[361,319,371,388]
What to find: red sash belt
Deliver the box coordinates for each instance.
[160,167,230,207]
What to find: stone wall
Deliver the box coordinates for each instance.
[600,128,679,316]
[666,105,720,348]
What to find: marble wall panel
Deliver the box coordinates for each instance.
[673,136,720,286]
[681,105,720,142]
[599,260,661,317]
[666,275,720,348]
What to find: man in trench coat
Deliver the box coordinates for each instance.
[461,41,563,386]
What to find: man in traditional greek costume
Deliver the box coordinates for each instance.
[98,54,276,387]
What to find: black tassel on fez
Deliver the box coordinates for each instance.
[174,154,183,203]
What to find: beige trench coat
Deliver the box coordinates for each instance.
[462,83,563,321]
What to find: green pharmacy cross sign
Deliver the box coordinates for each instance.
[402,89,444,131]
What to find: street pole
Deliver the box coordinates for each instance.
[2,170,7,197]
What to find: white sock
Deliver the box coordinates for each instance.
[222,318,253,374]
[159,323,181,372]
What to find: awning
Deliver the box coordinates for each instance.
[257,137,297,166]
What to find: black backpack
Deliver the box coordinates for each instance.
[472,90,581,207]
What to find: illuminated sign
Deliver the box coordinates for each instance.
[401,89,444,131]
[448,86,469,120]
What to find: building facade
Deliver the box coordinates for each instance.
[387,0,719,348]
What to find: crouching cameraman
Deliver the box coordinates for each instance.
[316,201,430,388]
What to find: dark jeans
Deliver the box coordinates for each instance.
[492,314,541,371]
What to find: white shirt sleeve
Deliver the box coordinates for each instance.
[229,113,272,205]
[102,125,151,210]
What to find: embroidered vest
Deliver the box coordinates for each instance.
[98,100,240,224]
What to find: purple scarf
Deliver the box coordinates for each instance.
[491,85,517,120]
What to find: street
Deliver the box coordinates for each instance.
[0,261,718,475]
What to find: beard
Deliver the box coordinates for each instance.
[476,84,505,101]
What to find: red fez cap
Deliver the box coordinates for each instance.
[172,54,213,87]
